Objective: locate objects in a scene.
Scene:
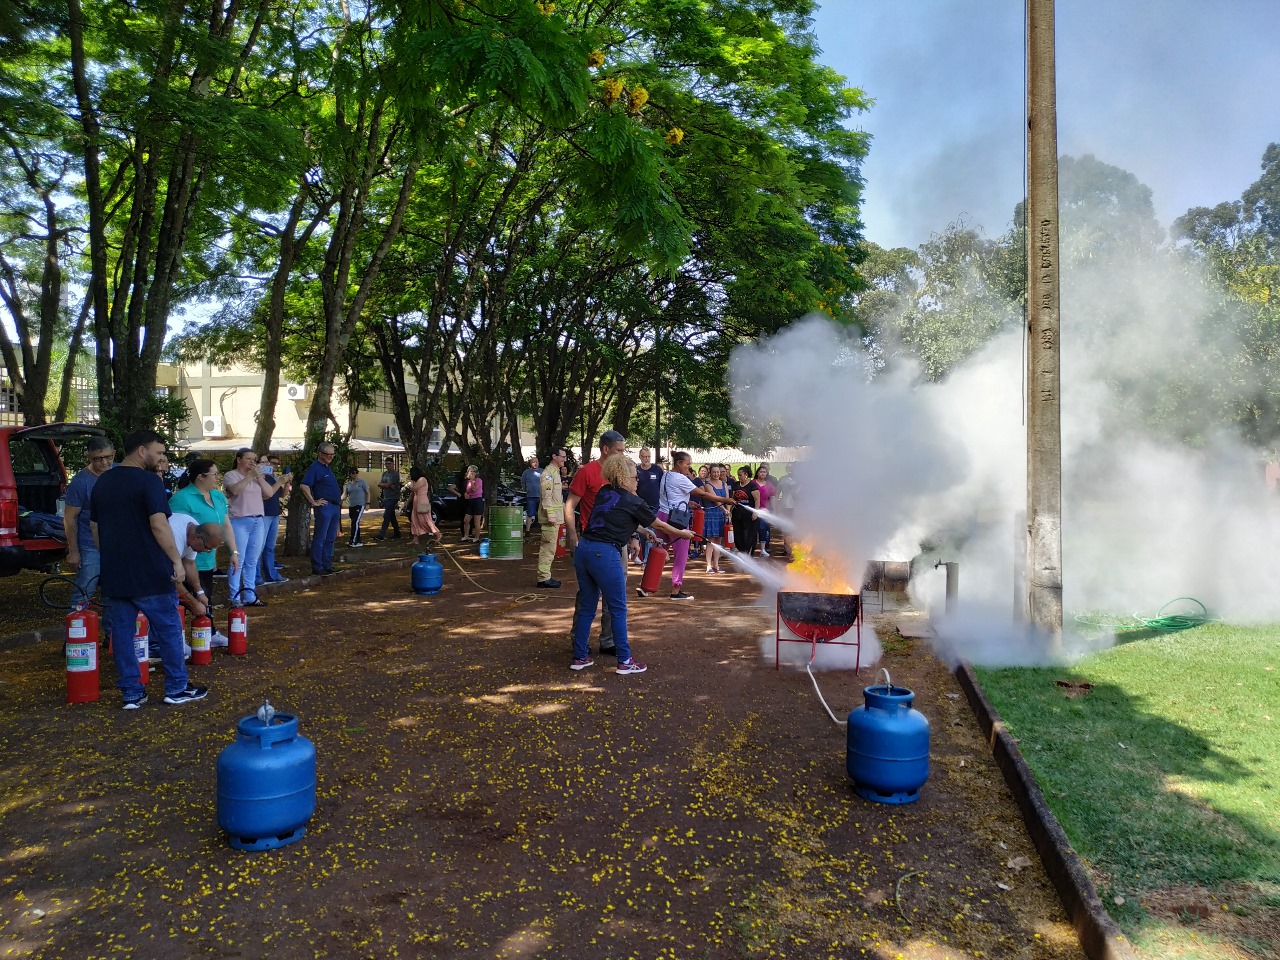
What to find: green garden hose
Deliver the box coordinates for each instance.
[1074,596,1218,633]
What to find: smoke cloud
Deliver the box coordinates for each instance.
[729,244,1275,666]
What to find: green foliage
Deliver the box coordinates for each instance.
[6,0,870,463]
[96,388,192,452]
[853,224,1020,381]
[1172,143,1280,444]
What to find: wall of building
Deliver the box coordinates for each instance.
[171,361,410,449]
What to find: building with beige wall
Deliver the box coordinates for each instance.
[167,361,544,469]
[166,360,417,467]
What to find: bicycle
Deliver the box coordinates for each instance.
[40,569,102,612]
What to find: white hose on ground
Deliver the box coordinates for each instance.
[805,638,847,727]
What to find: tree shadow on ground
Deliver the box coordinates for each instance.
[981,667,1280,957]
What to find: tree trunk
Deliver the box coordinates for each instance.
[251,182,334,454]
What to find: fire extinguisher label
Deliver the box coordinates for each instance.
[68,625,87,639]
[192,628,212,651]
[231,617,246,634]
[66,643,96,671]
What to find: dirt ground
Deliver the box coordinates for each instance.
[0,530,1085,959]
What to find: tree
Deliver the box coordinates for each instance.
[1173,143,1280,444]
[64,0,307,432]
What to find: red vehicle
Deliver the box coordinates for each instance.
[0,423,108,577]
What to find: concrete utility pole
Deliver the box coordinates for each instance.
[1025,0,1063,649]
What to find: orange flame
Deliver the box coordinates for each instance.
[786,543,857,594]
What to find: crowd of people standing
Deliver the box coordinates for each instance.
[59,424,794,703]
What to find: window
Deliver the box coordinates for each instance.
[9,438,54,475]
[367,390,396,414]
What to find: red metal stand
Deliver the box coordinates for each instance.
[775,591,862,673]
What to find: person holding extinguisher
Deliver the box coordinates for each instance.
[568,454,693,674]
[642,451,733,602]
[536,447,568,588]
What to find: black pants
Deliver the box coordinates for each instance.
[379,504,400,538]
[732,508,758,556]
[347,505,366,544]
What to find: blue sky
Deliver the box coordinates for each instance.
[812,0,1280,250]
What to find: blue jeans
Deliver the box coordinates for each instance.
[571,542,631,662]
[260,514,282,580]
[758,518,771,548]
[107,590,187,698]
[228,515,266,602]
[73,542,101,609]
[311,503,341,571]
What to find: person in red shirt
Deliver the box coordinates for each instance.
[564,429,627,656]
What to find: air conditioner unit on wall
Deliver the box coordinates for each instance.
[285,383,309,401]
[202,416,228,438]
[384,424,401,440]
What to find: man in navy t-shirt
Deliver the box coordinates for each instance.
[635,448,663,509]
[90,429,206,710]
[300,442,342,575]
[62,436,115,609]
[634,448,664,563]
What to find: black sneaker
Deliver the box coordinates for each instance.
[164,685,209,705]
[536,579,562,589]
[598,646,618,657]
[122,693,147,710]
[670,591,695,601]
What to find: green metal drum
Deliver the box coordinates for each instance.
[489,505,524,560]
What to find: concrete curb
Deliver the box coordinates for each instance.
[953,662,1137,960]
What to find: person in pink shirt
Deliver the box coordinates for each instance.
[451,464,485,542]
[753,464,777,557]
[224,448,290,606]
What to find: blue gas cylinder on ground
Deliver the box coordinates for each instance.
[216,701,316,850]
[478,538,490,558]
[846,670,930,804]
[411,553,444,594]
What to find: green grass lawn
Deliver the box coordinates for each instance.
[976,622,1280,958]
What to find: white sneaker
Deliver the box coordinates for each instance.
[210,630,230,648]
[183,641,192,660]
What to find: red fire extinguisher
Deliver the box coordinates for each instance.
[555,524,567,559]
[65,607,100,704]
[191,613,213,666]
[228,600,248,656]
[691,506,705,540]
[134,612,150,686]
[640,543,668,594]
[726,520,735,548]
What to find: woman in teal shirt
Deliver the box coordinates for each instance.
[170,458,238,604]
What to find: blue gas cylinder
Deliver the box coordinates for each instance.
[846,671,930,804]
[411,553,444,594]
[478,538,490,558]
[216,702,316,850]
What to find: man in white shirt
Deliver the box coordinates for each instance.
[169,513,225,622]
[645,451,733,601]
